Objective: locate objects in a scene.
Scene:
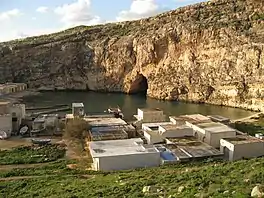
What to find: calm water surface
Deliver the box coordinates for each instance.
[22,91,254,120]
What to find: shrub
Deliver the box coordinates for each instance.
[64,118,89,140]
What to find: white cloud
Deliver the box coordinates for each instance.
[36,6,49,13]
[116,0,161,22]
[0,28,64,42]
[54,0,102,27]
[0,9,22,21]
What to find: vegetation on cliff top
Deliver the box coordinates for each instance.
[1,0,263,49]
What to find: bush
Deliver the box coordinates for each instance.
[64,118,89,140]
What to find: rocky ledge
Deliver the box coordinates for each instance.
[0,0,264,111]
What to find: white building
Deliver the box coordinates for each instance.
[207,115,230,124]
[169,114,212,126]
[134,108,166,123]
[0,114,12,137]
[85,117,128,127]
[72,103,84,117]
[0,101,11,114]
[158,124,193,138]
[44,114,59,127]
[187,122,237,148]
[142,122,172,144]
[220,136,264,161]
[89,138,160,171]
[144,130,165,145]
[10,104,26,132]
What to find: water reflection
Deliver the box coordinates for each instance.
[23,91,254,120]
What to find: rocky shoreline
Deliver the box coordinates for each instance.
[0,90,40,103]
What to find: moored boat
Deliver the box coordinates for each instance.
[107,107,124,119]
[31,138,51,145]
[19,126,29,135]
[0,131,7,140]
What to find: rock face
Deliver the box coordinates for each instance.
[0,0,264,110]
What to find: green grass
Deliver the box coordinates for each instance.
[231,118,264,136]
[1,158,264,197]
[0,145,66,165]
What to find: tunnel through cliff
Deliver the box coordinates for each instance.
[128,74,148,95]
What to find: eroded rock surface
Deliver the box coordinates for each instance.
[0,0,264,110]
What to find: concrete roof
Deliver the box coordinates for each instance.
[89,138,158,158]
[5,83,27,85]
[66,114,74,119]
[34,117,45,123]
[170,114,212,125]
[85,117,127,127]
[91,125,135,133]
[196,122,236,133]
[208,115,230,122]
[72,103,84,107]
[0,101,10,105]
[138,108,163,112]
[159,124,190,131]
[165,136,223,159]
[222,135,264,145]
[142,122,172,128]
[184,114,211,121]
[90,129,128,141]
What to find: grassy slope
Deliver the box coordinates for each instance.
[0,158,264,198]
[231,118,264,136]
[0,145,65,165]
[1,119,264,198]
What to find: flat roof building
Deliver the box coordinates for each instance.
[165,136,223,161]
[169,114,212,126]
[89,138,160,171]
[0,101,11,115]
[0,114,12,137]
[72,103,84,117]
[220,135,264,161]
[91,124,136,138]
[86,117,128,127]
[134,108,166,123]
[0,83,27,95]
[207,115,230,124]
[142,122,173,144]
[187,122,237,148]
[158,124,193,138]
[156,136,223,164]
[89,129,128,141]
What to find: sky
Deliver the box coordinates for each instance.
[0,0,206,42]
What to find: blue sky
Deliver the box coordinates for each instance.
[0,0,205,42]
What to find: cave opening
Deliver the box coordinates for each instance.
[129,74,148,95]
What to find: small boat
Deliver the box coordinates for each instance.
[30,127,46,135]
[107,107,121,114]
[31,138,51,145]
[19,126,29,135]
[0,131,7,140]
[107,107,124,119]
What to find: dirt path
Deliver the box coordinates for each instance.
[232,112,262,123]
[0,162,52,171]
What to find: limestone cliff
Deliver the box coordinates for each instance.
[0,0,264,111]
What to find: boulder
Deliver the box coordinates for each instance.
[251,185,264,197]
